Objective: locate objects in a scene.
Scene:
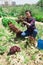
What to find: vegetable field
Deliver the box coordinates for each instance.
[0,17,43,65]
[0,1,43,64]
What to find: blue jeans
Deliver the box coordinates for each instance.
[21,29,38,38]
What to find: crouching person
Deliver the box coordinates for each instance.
[20,10,38,45]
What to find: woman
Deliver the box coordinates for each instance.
[20,10,38,45]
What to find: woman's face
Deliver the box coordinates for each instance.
[26,11,31,18]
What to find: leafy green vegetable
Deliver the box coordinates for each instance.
[0,46,7,55]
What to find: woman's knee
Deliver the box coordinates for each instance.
[21,32,26,37]
[32,29,38,38]
[34,29,38,34]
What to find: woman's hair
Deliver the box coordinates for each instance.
[25,10,32,16]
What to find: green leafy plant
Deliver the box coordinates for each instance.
[2,17,10,27]
[34,15,43,22]
[2,17,17,27]
[0,46,7,55]
[31,54,36,60]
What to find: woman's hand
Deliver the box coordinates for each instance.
[23,21,31,26]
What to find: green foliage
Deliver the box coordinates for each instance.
[2,17,10,27]
[36,24,43,40]
[0,27,13,45]
[31,54,36,60]
[0,5,43,22]
[2,17,16,27]
[37,0,43,8]
[34,15,43,22]
[0,7,7,17]
[2,17,26,31]
[0,46,7,55]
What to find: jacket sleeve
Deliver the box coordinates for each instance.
[30,18,35,26]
